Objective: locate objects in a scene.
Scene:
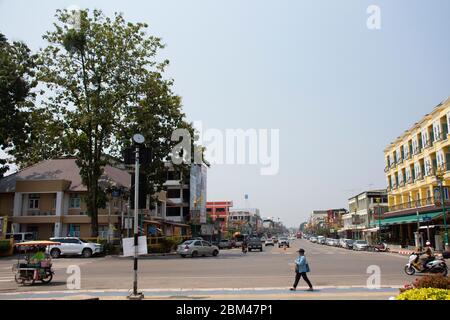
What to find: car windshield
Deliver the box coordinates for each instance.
[355,241,367,244]
[183,240,194,245]
[280,237,287,240]
[220,240,229,242]
[79,239,93,243]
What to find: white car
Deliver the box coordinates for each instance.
[265,239,274,246]
[309,237,317,243]
[353,240,369,251]
[47,237,103,258]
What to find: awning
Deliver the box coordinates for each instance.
[143,220,163,225]
[163,221,190,227]
[363,227,379,233]
[370,212,443,227]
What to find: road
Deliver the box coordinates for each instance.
[0,239,413,299]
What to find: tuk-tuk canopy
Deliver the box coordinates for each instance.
[14,240,61,247]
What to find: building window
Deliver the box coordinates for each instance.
[166,207,180,217]
[69,194,81,209]
[28,194,40,209]
[68,224,80,237]
[167,189,181,198]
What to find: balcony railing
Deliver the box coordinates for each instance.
[388,197,435,212]
[384,165,390,173]
[397,158,404,164]
[404,153,411,161]
[398,180,405,187]
[423,140,433,149]
[23,210,56,216]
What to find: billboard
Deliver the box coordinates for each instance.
[190,164,207,224]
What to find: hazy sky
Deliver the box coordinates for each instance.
[1,0,450,227]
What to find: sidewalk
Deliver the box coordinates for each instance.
[0,286,401,300]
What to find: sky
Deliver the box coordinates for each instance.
[1,0,450,228]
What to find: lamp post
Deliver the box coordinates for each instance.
[375,197,381,243]
[436,172,449,251]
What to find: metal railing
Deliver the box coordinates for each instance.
[388,197,437,212]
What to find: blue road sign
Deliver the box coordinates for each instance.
[422,216,432,222]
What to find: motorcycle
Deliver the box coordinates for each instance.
[242,244,248,254]
[404,253,448,276]
[372,243,390,252]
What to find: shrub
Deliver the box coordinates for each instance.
[0,240,12,254]
[396,288,450,300]
[400,275,450,293]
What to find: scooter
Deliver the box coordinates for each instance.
[372,243,389,252]
[404,254,448,276]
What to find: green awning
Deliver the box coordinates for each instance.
[370,212,443,227]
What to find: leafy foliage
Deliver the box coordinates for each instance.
[396,288,450,300]
[0,33,36,176]
[400,275,450,293]
[33,9,195,236]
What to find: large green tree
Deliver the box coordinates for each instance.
[35,9,195,236]
[0,33,36,176]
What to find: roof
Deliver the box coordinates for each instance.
[0,158,131,193]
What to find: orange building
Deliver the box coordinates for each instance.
[206,201,233,233]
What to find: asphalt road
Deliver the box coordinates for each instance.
[0,239,413,297]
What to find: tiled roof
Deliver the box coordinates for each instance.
[0,158,131,193]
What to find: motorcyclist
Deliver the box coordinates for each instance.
[414,241,434,271]
[242,238,248,253]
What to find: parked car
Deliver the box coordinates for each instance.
[265,238,275,246]
[177,240,219,258]
[278,237,290,248]
[5,232,35,243]
[260,236,267,243]
[339,238,347,247]
[47,237,103,258]
[326,238,334,246]
[343,239,354,250]
[317,236,326,245]
[218,239,232,249]
[248,237,263,252]
[309,237,317,243]
[272,236,278,244]
[353,240,369,251]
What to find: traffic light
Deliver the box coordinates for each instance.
[130,173,147,209]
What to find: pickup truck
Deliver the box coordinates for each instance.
[247,237,263,252]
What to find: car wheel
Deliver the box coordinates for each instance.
[260,248,263,252]
[191,251,198,258]
[212,250,219,257]
[50,248,61,259]
[180,254,186,258]
[82,248,93,258]
[41,273,53,284]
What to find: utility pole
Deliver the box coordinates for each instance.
[128,133,145,300]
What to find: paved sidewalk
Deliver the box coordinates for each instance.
[0,286,401,300]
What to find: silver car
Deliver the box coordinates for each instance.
[177,240,219,258]
[353,240,369,251]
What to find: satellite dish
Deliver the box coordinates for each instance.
[133,134,145,144]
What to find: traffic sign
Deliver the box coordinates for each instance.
[422,216,432,222]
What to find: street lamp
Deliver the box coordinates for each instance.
[435,170,449,250]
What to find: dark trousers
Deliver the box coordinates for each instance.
[293,272,312,289]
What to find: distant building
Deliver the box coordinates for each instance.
[339,190,388,243]
[206,201,233,233]
[228,208,261,234]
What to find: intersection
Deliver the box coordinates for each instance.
[0,239,411,299]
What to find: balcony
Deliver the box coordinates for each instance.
[397,158,404,164]
[406,176,414,185]
[423,140,433,149]
[398,180,405,187]
[23,210,56,216]
[388,196,437,212]
[404,153,411,161]
[384,165,390,173]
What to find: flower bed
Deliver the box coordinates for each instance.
[396,288,450,300]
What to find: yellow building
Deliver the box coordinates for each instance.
[382,97,450,250]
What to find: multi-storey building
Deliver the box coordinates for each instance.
[228,208,262,234]
[382,97,450,250]
[340,190,388,243]
[206,201,233,233]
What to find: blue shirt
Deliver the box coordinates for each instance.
[295,256,309,273]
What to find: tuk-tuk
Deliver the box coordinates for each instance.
[12,240,60,285]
